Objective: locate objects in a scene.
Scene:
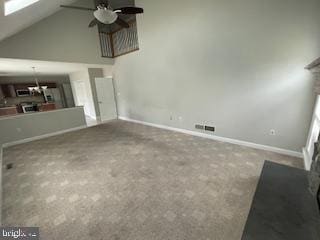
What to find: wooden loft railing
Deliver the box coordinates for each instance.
[99,20,139,58]
[306,58,320,70]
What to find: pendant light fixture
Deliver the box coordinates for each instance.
[28,67,47,94]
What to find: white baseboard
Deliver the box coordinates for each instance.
[303,147,312,171]
[85,114,97,120]
[119,116,302,158]
[2,125,87,148]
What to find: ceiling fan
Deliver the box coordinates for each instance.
[60,0,143,29]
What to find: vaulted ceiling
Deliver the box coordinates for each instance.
[0,0,137,41]
[0,0,78,41]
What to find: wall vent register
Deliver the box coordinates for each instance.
[195,124,215,132]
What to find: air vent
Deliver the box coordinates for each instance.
[205,126,215,132]
[195,124,204,130]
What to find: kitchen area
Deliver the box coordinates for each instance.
[0,74,75,117]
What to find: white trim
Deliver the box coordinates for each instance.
[87,114,97,120]
[100,119,117,124]
[2,125,87,148]
[303,147,312,171]
[86,118,116,128]
[119,116,302,158]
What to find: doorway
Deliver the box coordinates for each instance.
[95,77,117,122]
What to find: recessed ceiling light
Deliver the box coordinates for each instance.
[4,0,40,16]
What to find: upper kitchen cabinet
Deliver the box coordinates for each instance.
[0,83,58,98]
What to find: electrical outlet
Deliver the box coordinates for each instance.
[178,116,183,121]
[270,129,276,136]
[16,128,21,132]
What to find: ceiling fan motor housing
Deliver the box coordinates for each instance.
[94,8,118,24]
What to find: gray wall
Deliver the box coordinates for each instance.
[0,0,114,65]
[114,0,320,152]
[0,107,86,145]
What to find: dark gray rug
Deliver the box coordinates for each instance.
[241,161,320,240]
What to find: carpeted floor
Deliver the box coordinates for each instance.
[1,120,303,240]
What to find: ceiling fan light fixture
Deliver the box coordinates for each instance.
[94,8,118,24]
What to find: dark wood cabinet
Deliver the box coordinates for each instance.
[0,106,18,116]
[39,103,56,112]
[0,83,57,98]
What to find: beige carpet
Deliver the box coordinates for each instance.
[2,120,302,240]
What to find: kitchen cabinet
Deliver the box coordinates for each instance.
[0,83,58,98]
[0,106,18,117]
[39,103,56,112]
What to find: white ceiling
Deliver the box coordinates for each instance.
[0,58,111,76]
[0,0,77,41]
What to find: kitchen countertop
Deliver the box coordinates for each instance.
[0,105,17,109]
[0,103,56,118]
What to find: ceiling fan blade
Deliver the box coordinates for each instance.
[115,18,130,28]
[115,7,144,14]
[60,5,96,11]
[88,19,99,28]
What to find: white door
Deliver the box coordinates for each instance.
[95,78,117,121]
